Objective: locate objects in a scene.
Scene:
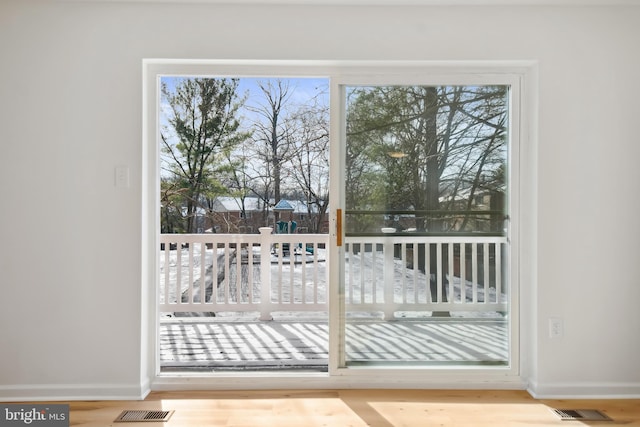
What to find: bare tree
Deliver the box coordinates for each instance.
[287,96,330,233]
[345,85,507,233]
[345,84,508,311]
[247,80,295,220]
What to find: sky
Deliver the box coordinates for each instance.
[160,76,329,116]
[237,77,329,108]
[159,76,329,147]
[159,76,330,178]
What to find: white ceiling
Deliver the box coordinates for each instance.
[60,0,640,5]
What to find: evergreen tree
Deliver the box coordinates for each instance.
[161,78,248,233]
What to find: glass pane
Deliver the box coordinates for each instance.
[342,85,510,367]
[158,77,331,373]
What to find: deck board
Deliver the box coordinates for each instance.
[160,318,508,371]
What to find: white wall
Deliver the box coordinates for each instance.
[1,0,639,399]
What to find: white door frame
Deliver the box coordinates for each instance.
[142,59,535,391]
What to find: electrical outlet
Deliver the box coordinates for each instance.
[115,165,130,188]
[549,317,563,339]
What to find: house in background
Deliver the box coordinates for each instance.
[208,196,329,234]
[208,196,267,233]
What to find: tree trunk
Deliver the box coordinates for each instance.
[416,87,449,314]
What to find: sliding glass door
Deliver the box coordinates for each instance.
[337,82,514,368]
[147,61,524,382]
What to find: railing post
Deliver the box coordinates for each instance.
[259,227,273,321]
[383,236,395,320]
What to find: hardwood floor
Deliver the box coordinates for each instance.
[65,389,640,426]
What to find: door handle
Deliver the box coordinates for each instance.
[336,209,343,247]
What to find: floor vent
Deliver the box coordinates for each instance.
[552,409,612,421]
[114,410,174,423]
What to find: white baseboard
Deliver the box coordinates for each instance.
[528,380,640,399]
[4,379,638,400]
[0,382,150,402]
[152,373,528,392]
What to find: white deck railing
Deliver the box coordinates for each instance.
[160,228,329,320]
[344,235,508,319]
[159,229,507,320]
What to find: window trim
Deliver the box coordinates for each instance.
[142,59,534,391]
